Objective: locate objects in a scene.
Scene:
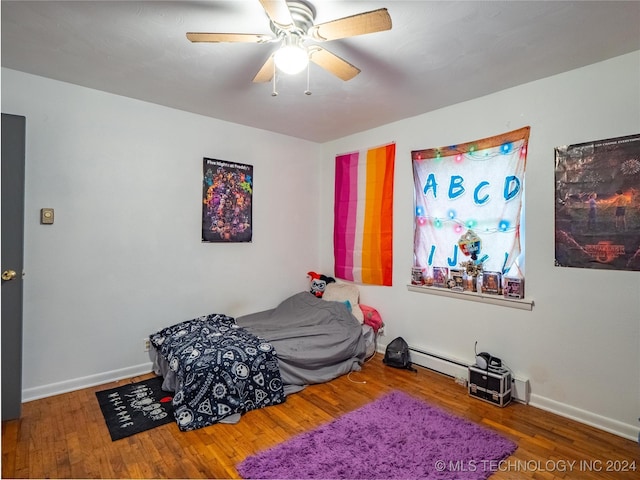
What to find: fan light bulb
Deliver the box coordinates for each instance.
[274,44,308,75]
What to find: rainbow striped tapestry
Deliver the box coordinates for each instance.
[334,143,396,286]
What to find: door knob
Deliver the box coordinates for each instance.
[2,270,17,281]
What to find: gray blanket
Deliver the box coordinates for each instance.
[236,292,367,392]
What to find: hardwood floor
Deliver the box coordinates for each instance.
[2,354,638,479]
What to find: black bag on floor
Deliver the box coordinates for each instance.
[383,337,417,372]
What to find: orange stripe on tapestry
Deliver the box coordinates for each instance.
[334,143,395,286]
[362,147,383,284]
[380,145,395,285]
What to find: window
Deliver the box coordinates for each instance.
[411,127,530,297]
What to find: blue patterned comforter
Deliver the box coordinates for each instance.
[149,314,285,431]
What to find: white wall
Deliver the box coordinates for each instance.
[320,52,640,440]
[2,68,322,400]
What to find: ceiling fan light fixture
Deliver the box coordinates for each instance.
[274,36,308,75]
[187,1,393,83]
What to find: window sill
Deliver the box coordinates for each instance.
[406,284,534,311]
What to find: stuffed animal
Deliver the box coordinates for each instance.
[307,271,335,298]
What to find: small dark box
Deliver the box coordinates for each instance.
[468,365,512,407]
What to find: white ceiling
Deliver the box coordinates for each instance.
[2,1,639,143]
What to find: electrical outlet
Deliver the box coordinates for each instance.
[511,377,530,403]
[454,376,468,387]
[143,338,150,352]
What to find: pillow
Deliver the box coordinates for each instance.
[360,304,383,332]
[323,283,364,324]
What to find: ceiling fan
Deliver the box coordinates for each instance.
[186,0,392,83]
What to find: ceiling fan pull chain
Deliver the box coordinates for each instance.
[272,62,278,96]
[304,61,312,96]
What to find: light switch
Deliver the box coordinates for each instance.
[40,208,54,224]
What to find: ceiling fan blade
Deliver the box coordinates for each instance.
[309,46,360,81]
[186,32,272,43]
[253,55,275,83]
[259,0,295,30]
[308,8,392,41]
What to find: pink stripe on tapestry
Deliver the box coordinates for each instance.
[334,152,359,281]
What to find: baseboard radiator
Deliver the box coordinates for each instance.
[406,345,530,404]
[408,346,470,380]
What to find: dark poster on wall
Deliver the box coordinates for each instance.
[555,133,640,270]
[202,158,253,243]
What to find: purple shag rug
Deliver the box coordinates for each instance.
[237,390,516,479]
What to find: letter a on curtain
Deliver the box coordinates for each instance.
[334,143,395,286]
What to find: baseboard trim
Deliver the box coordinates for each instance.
[529,394,639,442]
[22,362,153,403]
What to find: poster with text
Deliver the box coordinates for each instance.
[555,133,640,270]
[202,158,252,243]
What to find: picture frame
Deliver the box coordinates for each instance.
[411,267,424,285]
[202,158,253,243]
[555,133,640,270]
[432,267,449,288]
[449,269,465,291]
[481,271,502,294]
[503,277,525,299]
